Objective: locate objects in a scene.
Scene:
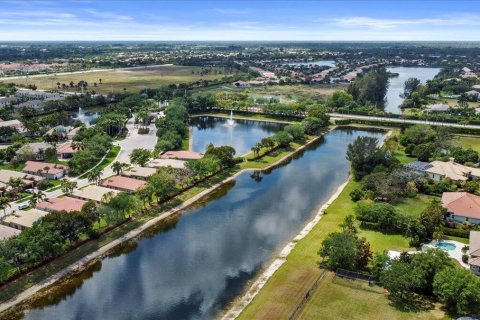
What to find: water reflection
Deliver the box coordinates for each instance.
[22,128,384,320]
[191,116,285,155]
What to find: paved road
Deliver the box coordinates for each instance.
[3,116,158,216]
[329,113,480,130]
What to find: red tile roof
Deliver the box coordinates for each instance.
[23,161,68,175]
[442,192,480,219]
[57,142,77,154]
[36,196,87,213]
[101,175,146,192]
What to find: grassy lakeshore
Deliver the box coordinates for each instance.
[237,177,444,320]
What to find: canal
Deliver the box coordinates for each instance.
[20,126,384,320]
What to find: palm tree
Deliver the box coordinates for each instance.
[29,190,46,207]
[7,177,26,199]
[101,191,115,204]
[433,231,444,246]
[71,141,85,151]
[112,161,128,175]
[87,167,103,185]
[137,187,153,210]
[0,197,11,216]
[61,179,77,195]
[251,145,260,158]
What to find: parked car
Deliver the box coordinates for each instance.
[18,203,29,210]
[25,189,35,194]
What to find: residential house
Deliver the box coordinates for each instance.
[71,185,121,203]
[425,160,480,182]
[0,119,25,133]
[0,169,43,191]
[56,142,77,159]
[404,161,433,175]
[426,104,450,112]
[469,231,480,276]
[122,167,157,180]
[159,150,203,161]
[1,209,48,231]
[148,158,185,169]
[16,142,55,161]
[0,224,20,240]
[101,175,146,193]
[36,196,87,213]
[442,192,480,225]
[23,161,69,179]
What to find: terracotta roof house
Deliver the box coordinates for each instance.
[1,209,48,231]
[23,161,69,179]
[101,175,146,193]
[0,224,20,240]
[36,196,87,213]
[469,231,480,275]
[71,185,121,203]
[425,160,480,182]
[159,150,203,161]
[442,192,480,225]
[122,167,157,180]
[56,142,78,159]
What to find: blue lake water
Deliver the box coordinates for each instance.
[21,125,384,320]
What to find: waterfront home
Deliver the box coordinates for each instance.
[23,161,69,179]
[71,185,121,203]
[101,175,146,193]
[425,159,480,182]
[56,142,77,159]
[404,161,433,175]
[160,150,203,161]
[469,231,480,276]
[1,208,48,231]
[148,158,185,169]
[0,224,20,240]
[442,192,480,225]
[36,196,87,213]
[122,166,157,180]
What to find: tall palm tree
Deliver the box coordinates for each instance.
[0,197,11,216]
[112,161,128,175]
[29,190,46,207]
[137,187,153,209]
[60,179,77,195]
[7,177,26,200]
[87,167,103,185]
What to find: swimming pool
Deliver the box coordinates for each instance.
[438,242,456,251]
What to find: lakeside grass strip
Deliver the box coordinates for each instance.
[0,128,327,317]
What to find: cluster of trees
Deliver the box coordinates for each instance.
[0,83,16,96]
[319,215,372,272]
[185,144,237,180]
[68,127,112,174]
[155,102,189,152]
[378,250,480,316]
[0,191,138,284]
[346,136,397,180]
[347,67,389,108]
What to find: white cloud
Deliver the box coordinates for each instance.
[83,9,133,21]
[329,14,480,29]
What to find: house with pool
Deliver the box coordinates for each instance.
[442,192,480,225]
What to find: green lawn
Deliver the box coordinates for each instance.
[238,179,443,320]
[98,146,121,170]
[455,135,480,154]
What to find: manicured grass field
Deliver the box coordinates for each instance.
[237,179,443,320]
[455,135,480,154]
[5,65,239,94]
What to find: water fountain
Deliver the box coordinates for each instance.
[226,110,236,126]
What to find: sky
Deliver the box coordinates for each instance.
[0,0,479,41]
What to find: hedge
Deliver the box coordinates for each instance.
[440,226,470,239]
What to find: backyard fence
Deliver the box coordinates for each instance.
[335,268,379,285]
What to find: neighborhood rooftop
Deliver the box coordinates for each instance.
[159,150,203,160]
[36,196,87,213]
[101,175,147,192]
[442,192,480,220]
[1,209,48,230]
[426,160,480,181]
[71,185,121,203]
[123,166,157,179]
[404,161,433,172]
[0,224,21,240]
[23,161,68,176]
[469,231,480,268]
